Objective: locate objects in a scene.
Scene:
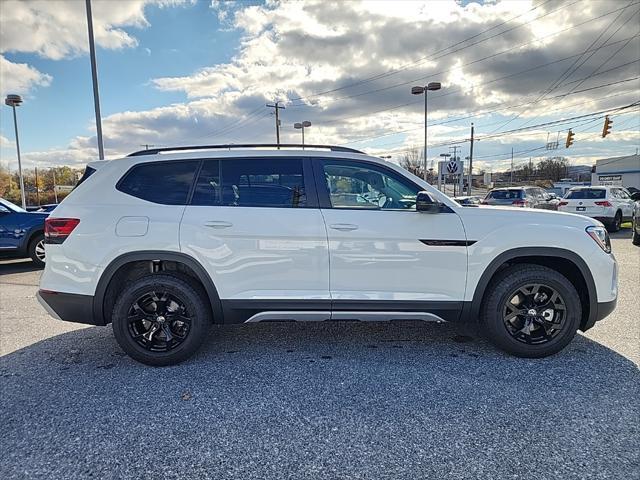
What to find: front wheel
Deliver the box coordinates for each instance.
[112,274,211,366]
[481,264,582,358]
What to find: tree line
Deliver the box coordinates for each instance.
[0,165,83,206]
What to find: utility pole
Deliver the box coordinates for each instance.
[35,166,40,206]
[140,144,155,150]
[53,169,58,203]
[85,0,105,160]
[510,147,514,186]
[266,101,285,148]
[467,123,474,195]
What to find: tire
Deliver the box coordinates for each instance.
[608,211,622,232]
[480,264,582,358]
[28,233,46,268]
[632,218,640,246]
[111,274,211,366]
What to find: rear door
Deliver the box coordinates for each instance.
[314,158,467,321]
[180,157,330,310]
[613,188,634,218]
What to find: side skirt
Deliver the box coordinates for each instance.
[222,299,465,324]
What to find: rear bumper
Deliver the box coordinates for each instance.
[37,290,101,326]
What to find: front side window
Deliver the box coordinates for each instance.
[191,158,306,208]
[322,161,419,210]
[117,161,199,205]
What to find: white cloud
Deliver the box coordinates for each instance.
[6,0,639,174]
[0,55,52,97]
[0,134,15,148]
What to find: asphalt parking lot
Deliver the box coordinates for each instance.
[1,231,638,480]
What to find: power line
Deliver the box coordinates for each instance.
[342,78,639,146]
[289,1,636,107]
[289,0,573,102]
[487,2,639,134]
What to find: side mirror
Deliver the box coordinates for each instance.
[630,192,640,201]
[416,191,441,213]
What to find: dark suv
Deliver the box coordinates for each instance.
[482,187,557,210]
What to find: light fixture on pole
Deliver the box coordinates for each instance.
[411,82,441,181]
[293,121,311,147]
[379,155,392,159]
[5,94,26,209]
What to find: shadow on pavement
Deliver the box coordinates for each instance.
[1,321,638,479]
[0,259,42,276]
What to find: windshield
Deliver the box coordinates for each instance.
[0,197,26,213]
[565,189,606,199]
[487,189,523,200]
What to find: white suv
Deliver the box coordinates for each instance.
[558,186,634,232]
[38,145,618,365]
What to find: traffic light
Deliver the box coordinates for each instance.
[602,115,613,138]
[565,129,575,148]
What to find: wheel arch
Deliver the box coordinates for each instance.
[465,247,597,331]
[93,251,223,326]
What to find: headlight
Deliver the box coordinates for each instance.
[586,226,611,253]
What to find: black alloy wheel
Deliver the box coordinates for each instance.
[112,274,211,366]
[481,264,581,358]
[502,283,566,345]
[127,290,192,352]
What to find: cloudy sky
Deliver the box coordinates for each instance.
[1,0,638,173]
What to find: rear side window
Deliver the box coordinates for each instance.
[565,189,606,200]
[75,166,96,189]
[117,160,199,205]
[488,190,523,199]
[191,158,306,208]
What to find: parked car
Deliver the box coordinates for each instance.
[631,191,640,245]
[0,197,48,266]
[481,187,557,210]
[557,186,634,232]
[36,204,58,213]
[453,195,482,206]
[38,145,617,365]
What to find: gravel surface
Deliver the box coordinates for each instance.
[1,231,638,479]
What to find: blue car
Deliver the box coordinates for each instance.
[0,198,49,267]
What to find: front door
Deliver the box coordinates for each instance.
[314,159,468,321]
[180,157,330,321]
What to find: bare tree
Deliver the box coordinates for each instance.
[400,147,423,178]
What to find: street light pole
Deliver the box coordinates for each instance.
[5,94,26,209]
[294,121,311,148]
[85,0,105,160]
[412,82,441,181]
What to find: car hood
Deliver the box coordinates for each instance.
[458,204,601,229]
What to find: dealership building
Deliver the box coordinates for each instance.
[591,154,640,190]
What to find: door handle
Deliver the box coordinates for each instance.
[204,221,233,229]
[329,223,359,231]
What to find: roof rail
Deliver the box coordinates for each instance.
[127,144,365,157]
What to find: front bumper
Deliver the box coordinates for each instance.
[37,290,100,325]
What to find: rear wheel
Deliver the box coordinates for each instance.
[28,233,46,267]
[112,274,211,366]
[608,211,622,232]
[481,264,581,358]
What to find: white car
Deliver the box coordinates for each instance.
[558,186,634,232]
[38,145,618,365]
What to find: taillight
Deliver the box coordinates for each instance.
[594,201,612,207]
[512,199,526,207]
[559,201,568,206]
[45,218,80,244]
